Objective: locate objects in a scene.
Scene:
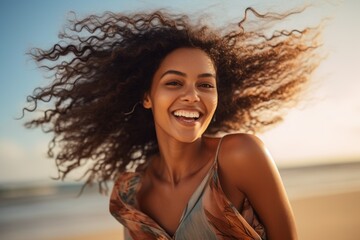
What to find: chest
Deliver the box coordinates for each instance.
[136,175,207,236]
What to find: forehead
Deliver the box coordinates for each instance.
[155,48,216,75]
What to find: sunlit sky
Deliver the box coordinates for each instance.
[0,0,359,183]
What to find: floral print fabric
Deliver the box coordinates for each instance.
[110,153,267,240]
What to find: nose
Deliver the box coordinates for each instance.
[180,85,200,103]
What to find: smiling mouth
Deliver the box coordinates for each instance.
[172,110,202,122]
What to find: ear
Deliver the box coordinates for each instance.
[143,92,152,109]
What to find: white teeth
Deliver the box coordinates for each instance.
[173,110,200,118]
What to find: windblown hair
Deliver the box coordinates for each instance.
[23,8,320,191]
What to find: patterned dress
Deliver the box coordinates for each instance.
[109,140,267,240]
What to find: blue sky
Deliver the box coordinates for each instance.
[0,0,359,183]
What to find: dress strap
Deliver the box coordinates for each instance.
[213,136,225,165]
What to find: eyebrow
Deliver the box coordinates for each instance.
[160,70,216,79]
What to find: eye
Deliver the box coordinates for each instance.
[165,80,182,87]
[198,83,215,89]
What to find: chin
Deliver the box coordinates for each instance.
[172,129,206,143]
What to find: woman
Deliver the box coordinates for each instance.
[23,8,320,240]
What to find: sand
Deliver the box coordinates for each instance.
[292,190,360,240]
[50,229,123,240]
[49,189,360,240]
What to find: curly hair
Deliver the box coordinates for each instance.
[22,7,320,192]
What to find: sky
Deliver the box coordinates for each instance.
[0,0,359,184]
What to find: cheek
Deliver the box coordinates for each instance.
[207,94,218,112]
[159,91,172,103]
[151,91,174,113]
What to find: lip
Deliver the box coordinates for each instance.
[171,108,204,127]
[172,115,200,127]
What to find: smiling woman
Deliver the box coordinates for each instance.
[143,48,218,143]
[22,7,320,240]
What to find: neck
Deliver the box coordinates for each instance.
[153,136,210,187]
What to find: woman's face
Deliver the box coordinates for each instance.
[144,48,218,143]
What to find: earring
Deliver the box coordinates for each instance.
[123,102,142,116]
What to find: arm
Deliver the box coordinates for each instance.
[220,134,297,240]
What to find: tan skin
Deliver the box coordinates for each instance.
[139,48,297,239]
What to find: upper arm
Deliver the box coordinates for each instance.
[220,133,297,240]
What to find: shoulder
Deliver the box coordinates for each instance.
[218,133,298,239]
[220,133,267,155]
[218,133,277,193]
[218,133,272,170]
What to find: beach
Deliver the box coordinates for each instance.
[1,161,360,240]
[292,190,360,240]
[47,190,360,240]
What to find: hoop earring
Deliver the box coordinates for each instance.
[123,102,142,116]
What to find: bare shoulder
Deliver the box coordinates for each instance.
[218,133,274,182]
[220,132,267,155]
[219,133,279,191]
[218,133,298,239]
